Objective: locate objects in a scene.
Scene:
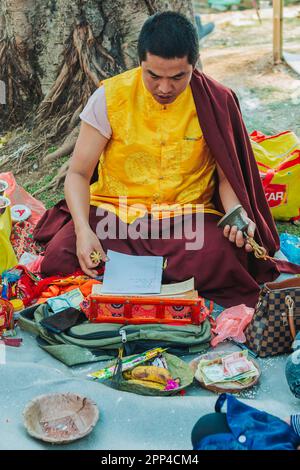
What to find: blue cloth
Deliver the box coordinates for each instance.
[194,393,300,450]
[280,233,300,265]
[286,343,300,399]
[291,414,300,436]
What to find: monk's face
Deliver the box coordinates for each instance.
[141,53,193,105]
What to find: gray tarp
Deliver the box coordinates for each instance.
[0,264,299,450]
[1,327,299,450]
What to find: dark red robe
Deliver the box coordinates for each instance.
[190,69,300,282]
[34,70,300,307]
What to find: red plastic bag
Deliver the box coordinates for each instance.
[0,172,45,225]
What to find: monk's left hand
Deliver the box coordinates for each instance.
[223,209,256,252]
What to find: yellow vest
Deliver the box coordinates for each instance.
[90,67,222,223]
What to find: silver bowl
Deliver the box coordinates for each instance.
[0,179,8,196]
[0,196,10,215]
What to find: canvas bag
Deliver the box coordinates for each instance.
[245,277,300,357]
[18,303,211,366]
[250,130,300,221]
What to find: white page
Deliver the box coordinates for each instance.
[92,277,195,297]
[101,250,164,294]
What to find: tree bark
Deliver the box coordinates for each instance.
[0,0,43,129]
[0,0,195,135]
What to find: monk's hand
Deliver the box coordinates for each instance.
[223,209,256,252]
[76,226,108,278]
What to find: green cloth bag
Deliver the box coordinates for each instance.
[19,304,211,366]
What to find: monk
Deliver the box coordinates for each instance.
[34,11,299,308]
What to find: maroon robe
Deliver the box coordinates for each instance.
[190,69,300,281]
[34,70,300,308]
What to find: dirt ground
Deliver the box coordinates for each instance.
[200,5,300,136]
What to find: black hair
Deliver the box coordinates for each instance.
[138,11,199,67]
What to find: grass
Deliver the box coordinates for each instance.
[276,221,300,237]
[23,155,68,209]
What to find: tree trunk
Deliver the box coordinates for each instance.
[0,0,195,133]
[0,0,195,192]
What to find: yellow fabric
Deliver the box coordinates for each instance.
[251,131,300,221]
[0,198,17,274]
[90,66,222,223]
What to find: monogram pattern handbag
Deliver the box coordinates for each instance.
[245,277,300,357]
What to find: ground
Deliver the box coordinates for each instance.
[200,6,300,137]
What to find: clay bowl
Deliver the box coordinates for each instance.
[190,351,261,394]
[0,179,8,196]
[23,393,99,444]
[0,196,10,215]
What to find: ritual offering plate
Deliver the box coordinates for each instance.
[89,349,194,396]
[11,204,31,222]
[23,393,99,444]
[190,350,260,394]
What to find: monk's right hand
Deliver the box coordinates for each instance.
[76,227,108,278]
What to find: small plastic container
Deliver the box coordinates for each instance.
[11,204,31,222]
[0,179,8,196]
[0,196,10,215]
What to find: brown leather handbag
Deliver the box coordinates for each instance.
[245,277,300,357]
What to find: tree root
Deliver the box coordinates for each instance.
[0,38,42,129]
[43,126,79,164]
[0,140,45,171]
[34,22,116,139]
[32,160,69,196]
[67,103,83,131]
[144,0,156,14]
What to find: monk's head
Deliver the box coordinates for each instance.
[138,11,199,105]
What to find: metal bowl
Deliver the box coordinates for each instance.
[0,196,10,215]
[217,204,249,233]
[23,393,99,444]
[0,179,8,196]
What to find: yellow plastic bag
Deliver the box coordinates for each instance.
[0,202,17,275]
[250,130,300,221]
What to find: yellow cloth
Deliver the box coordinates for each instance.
[90,66,222,223]
[0,199,17,274]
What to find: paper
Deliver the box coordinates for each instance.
[195,351,259,386]
[46,288,84,313]
[101,250,164,294]
[92,277,195,297]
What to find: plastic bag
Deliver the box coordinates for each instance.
[211,304,254,347]
[251,130,300,221]
[0,204,17,275]
[280,233,300,265]
[0,172,45,225]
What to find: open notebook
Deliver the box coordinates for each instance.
[93,277,197,299]
[101,250,164,294]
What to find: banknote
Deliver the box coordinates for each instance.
[196,351,259,385]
